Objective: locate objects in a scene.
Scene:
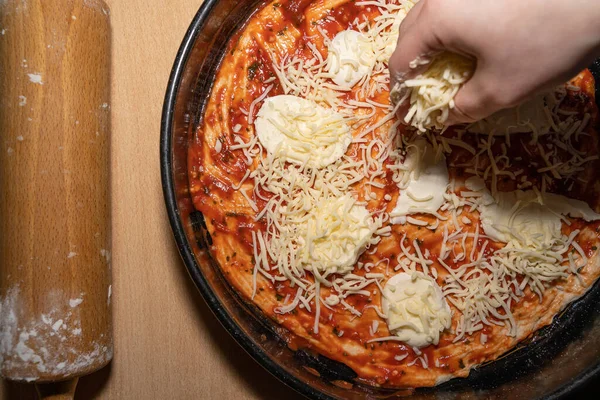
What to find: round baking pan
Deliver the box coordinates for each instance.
[161,1,600,398]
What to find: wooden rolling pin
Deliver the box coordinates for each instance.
[0,0,113,395]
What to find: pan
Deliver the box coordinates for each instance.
[160,1,600,397]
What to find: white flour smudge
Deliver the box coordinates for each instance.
[69,297,83,308]
[51,319,63,332]
[27,73,43,85]
[0,287,112,381]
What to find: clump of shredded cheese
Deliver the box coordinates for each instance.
[380,272,451,348]
[297,195,381,274]
[390,138,449,223]
[255,95,352,168]
[395,52,475,132]
[326,30,377,89]
[249,150,386,284]
[460,177,600,300]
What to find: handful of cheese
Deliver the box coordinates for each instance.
[396,52,475,132]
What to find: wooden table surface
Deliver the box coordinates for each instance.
[1,1,303,398]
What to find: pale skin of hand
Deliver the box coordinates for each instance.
[389,0,600,125]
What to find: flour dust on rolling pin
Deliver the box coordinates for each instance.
[0,0,113,383]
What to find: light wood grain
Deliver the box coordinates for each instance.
[2,0,302,398]
[0,0,112,383]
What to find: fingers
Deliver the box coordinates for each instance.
[389,1,444,125]
[388,0,438,86]
[447,64,508,125]
[388,0,511,127]
[446,71,489,125]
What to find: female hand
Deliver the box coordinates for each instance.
[389,0,600,124]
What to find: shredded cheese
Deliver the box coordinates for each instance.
[393,53,474,132]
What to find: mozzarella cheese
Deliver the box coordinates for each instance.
[298,194,379,274]
[466,177,600,248]
[255,95,352,168]
[382,272,451,348]
[393,52,474,132]
[391,139,449,223]
[327,30,377,88]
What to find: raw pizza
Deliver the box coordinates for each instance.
[188,0,600,388]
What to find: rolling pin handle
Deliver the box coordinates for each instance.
[35,378,79,400]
